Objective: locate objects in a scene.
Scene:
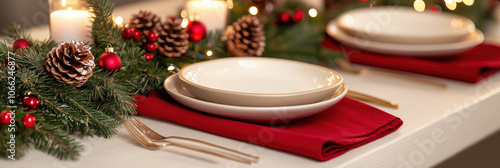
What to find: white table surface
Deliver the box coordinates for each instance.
[4,1,500,167]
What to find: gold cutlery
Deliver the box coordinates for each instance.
[123,119,259,164]
[336,58,447,88]
[346,90,399,109]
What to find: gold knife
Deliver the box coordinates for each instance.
[346,90,399,109]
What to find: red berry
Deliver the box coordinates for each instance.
[121,28,134,40]
[292,9,304,23]
[278,12,291,24]
[132,29,142,41]
[146,32,158,42]
[22,114,36,128]
[146,43,158,53]
[144,53,154,61]
[13,38,31,50]
[1,110,12,125]
[23,94,40,111]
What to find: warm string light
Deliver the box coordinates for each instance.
[413,0,425,12]
[413,0,474,11]
[114,16,123,26]
[227,0,234,9]
[308,8,318,18]
[206,50,213,57]
[249,6,258,15]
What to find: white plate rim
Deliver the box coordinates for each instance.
[326,20,484,56]
[178,57,343,96]
[164,73,348,122]
[335,6,476,43]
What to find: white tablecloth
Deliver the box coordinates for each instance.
[4,1,500,167]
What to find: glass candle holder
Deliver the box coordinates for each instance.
[49,0,92,43]
[186,0,228,32]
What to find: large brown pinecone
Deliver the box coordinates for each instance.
[154,18,189,57]
[45,41,95,87]
[226,15,265,56]
[129,10,161,35]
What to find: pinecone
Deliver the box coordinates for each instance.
[129,10,161,35]
[45,41,95,87]
[154,18,189,57]
[226,15,265,56]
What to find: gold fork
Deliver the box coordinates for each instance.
[336,58,447,88]
[123,120,259,164]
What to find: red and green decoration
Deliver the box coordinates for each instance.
[98,45,122,72]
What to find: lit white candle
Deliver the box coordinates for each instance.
[299,0,324,11]
[50,7,92,43]
[186,0,228,32]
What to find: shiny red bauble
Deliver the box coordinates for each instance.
[13,38,31,50]
[121,28,134,40]
[144,53,154,61]
[146,31,158,42]
[98,52,122,71]
[0,110,12,125]
[186,21,207,42]
[132,29,142,41]
[292,9,304,23]
[23,94,40,111]
[146,43,158,53]
[22,114,36,128]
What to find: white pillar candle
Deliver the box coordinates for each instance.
[50,7,92,43]
[186,0,228,32]
[299,0,324,11]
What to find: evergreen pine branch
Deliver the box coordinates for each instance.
[30,125,83,160]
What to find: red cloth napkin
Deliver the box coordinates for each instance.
[322,37,500,83]
[134,91,403,161]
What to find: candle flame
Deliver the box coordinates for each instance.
[249,6,258,15]
[62,0,66,7]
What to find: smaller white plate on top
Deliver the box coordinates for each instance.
[164,73,347,123]
[326,20,484,56]
[336,6,475,44]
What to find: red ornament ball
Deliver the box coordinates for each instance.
[23,94,40,111]
[121,28,134,40]
[144,53,154,61]
[22,114,36,128]
[278,12,291,24]
[13,38,31,50]
[186,21,207,42]
[132,29,142,41]
[429,5,442,13]
[146,31,158,42]
[0,110,12,125]
[98,52,122,71]
[146,43,158,53]
[292,9,304,23]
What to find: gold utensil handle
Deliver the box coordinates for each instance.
[346,90,399,109]
[165,137,259,164]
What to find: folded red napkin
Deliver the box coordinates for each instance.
[134,91,403,161]
[322,37,500,83]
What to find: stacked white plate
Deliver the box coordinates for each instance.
[326,6,484,56]
[164,57,347,123]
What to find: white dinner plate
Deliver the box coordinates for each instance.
[336,6,475,44]
[164,73,347,123]
[326,20,484,56]
[179,57,343,107]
